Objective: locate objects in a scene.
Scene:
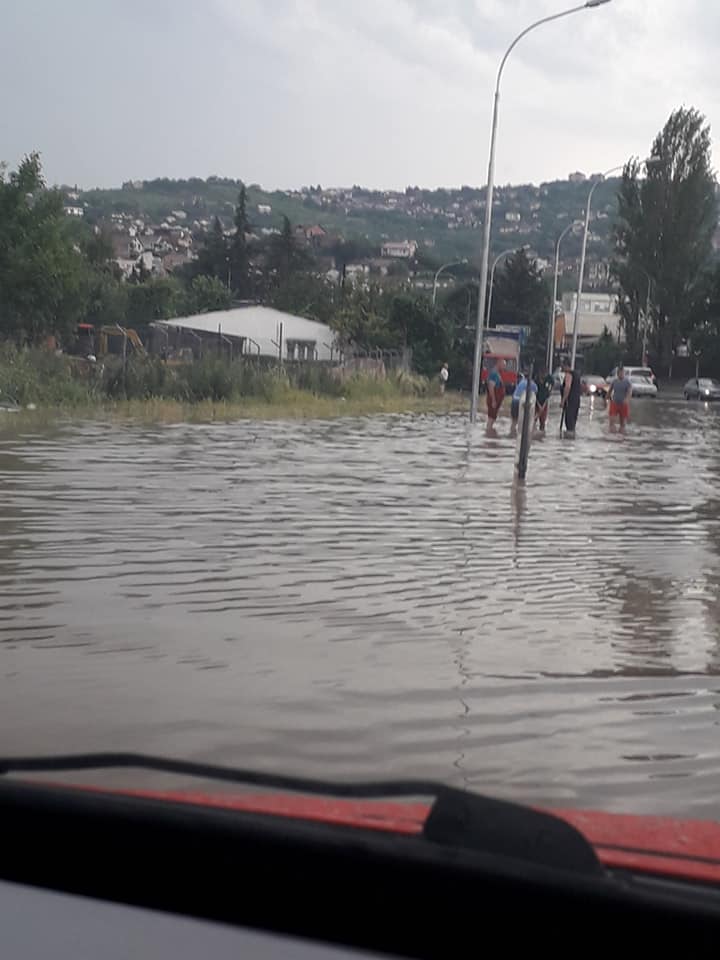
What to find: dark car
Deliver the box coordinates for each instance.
[683,377,720,400]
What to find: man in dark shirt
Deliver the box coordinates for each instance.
[561,361,582,436]
[534,368,554,432]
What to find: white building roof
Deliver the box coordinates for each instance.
[155,306,337,360]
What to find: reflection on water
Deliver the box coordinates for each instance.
[2,397,720,815]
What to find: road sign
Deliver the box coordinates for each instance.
[495,324,531,346]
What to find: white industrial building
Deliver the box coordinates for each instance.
[561,292,621,342]
[154,306,338,361]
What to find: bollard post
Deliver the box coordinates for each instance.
[516,362,535,481]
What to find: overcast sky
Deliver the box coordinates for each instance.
[0,0,717,191]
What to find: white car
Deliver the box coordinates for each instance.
[607,366,658,398]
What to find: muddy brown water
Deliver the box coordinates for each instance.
[2,396,720,816]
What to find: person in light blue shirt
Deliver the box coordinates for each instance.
[510,373,537,424]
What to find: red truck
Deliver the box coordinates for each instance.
[480,330,521,392]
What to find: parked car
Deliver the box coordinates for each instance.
[581,375,608,398]
[683,377,720,401]
[607,367,658,398]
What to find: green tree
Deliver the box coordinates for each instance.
[490,249,550,366]
[614,107,718,365]
[229,184,250,296]
[76,225,128,331]
[269,216,309,281]
[439,281,479,386]
[685,262,720,376]
[386,292,452,375]
[185,275,231,314]
[81,267,128,330]
[269,272,335,325]
[0,153,87,343]
[193,216,229,282]
[583,328,623,376]
[126,276,184,327]
[331,282,392,350]
[328,235,376,271]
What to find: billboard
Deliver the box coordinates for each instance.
[494,324,531,346]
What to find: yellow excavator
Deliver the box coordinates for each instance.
[73,323,146,359]
[98,325,146,356]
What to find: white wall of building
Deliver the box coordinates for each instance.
[561,291,621,340]
[155,306,337,361]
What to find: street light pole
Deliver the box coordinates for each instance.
[432,260,467,307]
[486,249,514,328]
[570,155,660,369]
[547,220,577,373]
[569,164,623,370]
[469,0,612,423]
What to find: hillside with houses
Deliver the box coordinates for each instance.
[65,173,720,303]
[65,173,637,296]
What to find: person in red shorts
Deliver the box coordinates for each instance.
[607,365,632,432]
[486,358,506,429]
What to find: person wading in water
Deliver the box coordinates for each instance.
[607,364,632,432]
[561,360,582,437]
[486,358,506,431]
[534,367,554,432]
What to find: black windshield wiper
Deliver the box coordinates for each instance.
[0,752,601,876]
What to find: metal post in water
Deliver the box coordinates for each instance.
[516,362,534,481]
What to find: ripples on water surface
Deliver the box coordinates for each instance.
[3,397,720,815]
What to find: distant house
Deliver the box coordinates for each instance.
[381,240,417,259]
[504,211,521,222]
[305,224,327,242]
[345,263,369,278]
[162,251,193,273]
[115,258,136,278]
[568,171,587,184]
[63,205,84,217]
[368,258,393,277]
[115,251,154,279]
[257,204,272,215]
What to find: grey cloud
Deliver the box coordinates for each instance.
[0,0,716,190]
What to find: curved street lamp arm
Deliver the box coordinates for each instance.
[495,3,590,95]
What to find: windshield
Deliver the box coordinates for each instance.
[2,1,720,839]
[699,379,717,387]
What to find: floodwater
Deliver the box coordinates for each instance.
[2,396,720,816]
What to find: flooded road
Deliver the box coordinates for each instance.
[3,396,720,815]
